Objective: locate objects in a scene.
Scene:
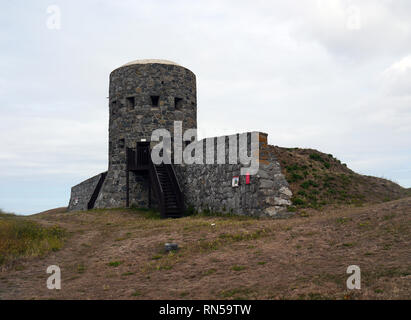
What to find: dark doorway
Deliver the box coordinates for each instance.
[136,142,150,167]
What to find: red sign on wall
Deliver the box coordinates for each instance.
[245,173,250,185]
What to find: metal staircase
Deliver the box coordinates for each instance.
[150,163,184,218]
[127,142,184,218]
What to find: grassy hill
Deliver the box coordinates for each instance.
[0,198,410,299]
[270,146,410,210]
[1,150,409,300]
[0,209,65,266]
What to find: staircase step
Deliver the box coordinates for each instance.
[152,163,183,218]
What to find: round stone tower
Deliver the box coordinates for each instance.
[94,59,197,208]
[108,59,197,169]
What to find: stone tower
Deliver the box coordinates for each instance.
[68,59,293,217]
[94,59,197,208]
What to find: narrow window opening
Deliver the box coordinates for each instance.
[119,138,125,149]
[174,97,183,110]
[150,96,159,107]
[111,100,117,115]
[126,97,135,110]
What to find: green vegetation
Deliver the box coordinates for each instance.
[300,180,318,189]
[217,230,267,242]
[273,145,407,209]
[291,197,305,206]
[219,287,253,299]
[193,208,250,219]
[107,261,123,267]
[77,263,86,273]
[131,290,141,297]
[1,198,409,299]
[0,209,65,265]
[290,173,304,182]
[184,205,196,216]
[142,228,271,273]
[342,243,354,247]
[309,153,331,169]
[298,292,331,300]
[231,265,246,271]
[287,206,297,212]
[309,153,322,161]
[132,207,161,219]
[203,268,217,276]
[336,217,352,224]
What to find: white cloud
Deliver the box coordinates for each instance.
[293,0,411,62]
[381,55,411,96]
[1,0,410,214]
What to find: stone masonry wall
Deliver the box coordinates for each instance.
[176,132,293,217]
[68,172,106,211]
[94,62,197,209]
[68,60,294,217]
[257,133,294,217]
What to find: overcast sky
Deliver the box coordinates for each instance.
[1,0,410,215]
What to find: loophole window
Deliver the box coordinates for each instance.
[150,96,159,107]
[126,97,135,110]
[174,97,183,110]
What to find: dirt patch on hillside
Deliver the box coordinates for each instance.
[0,198,410,300]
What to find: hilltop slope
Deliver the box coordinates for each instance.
[270,146,410,209]
[0,198,410,300]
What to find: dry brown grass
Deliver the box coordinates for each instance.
[0,210,65,267]
[0,197,410,300]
